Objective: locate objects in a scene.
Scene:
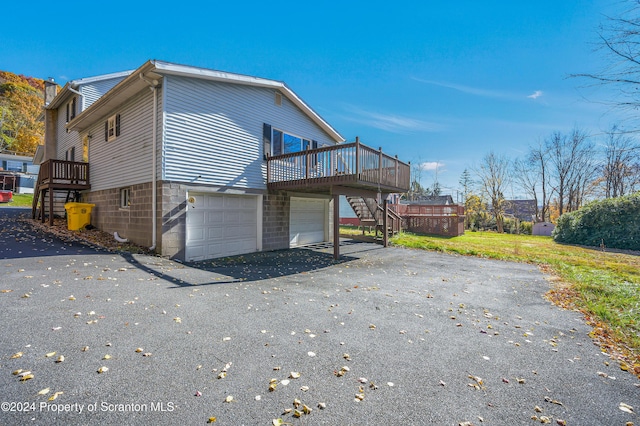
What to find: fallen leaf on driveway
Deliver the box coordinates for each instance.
[49,391,63,401]
[37,388,50,395]
[10,352,23,359]
[619,402,634,413]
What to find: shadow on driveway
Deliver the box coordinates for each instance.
[1,207,384,287]
[120,240,384,288]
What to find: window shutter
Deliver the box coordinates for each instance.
[263,123,271,160]
[105,121,108,141]
[66,103,70,122]
[71,97,76,120]
[115,114,121,137]
[312,140,318,149]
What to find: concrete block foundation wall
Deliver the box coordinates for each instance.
[83,181,160,252]
[263,192,290,251]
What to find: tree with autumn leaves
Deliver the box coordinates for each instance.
[0,71,47,155]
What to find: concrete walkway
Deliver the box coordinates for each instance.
[0,208,637,425]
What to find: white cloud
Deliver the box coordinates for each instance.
[413,77,545,103]
[412,77,510,98]
[527,90,543,99]
[341,105,445,133]
[419,161,445,171]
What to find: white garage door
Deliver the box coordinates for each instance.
[290,197,327,247]
[186,193,259,261]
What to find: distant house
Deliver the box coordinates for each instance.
[504,199,537,222]
[35,60,409,261]
[405,194,454,205]
[0,151,39,194]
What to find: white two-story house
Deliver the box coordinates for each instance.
[36,60,409,261]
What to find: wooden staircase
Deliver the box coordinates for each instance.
[345,196,404,236]
[32,160,90,225]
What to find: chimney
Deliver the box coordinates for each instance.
[44,78,57,106]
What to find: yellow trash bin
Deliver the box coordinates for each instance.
[64,202,95,231]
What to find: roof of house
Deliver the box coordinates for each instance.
[404,195,455,205]
[505,199,537,220]
[46,70,134,110]
[66,60,345,143]
[0,151,35,163]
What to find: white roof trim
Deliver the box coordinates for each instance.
[47,70,134,110]
[152,60,283,89]
[68,70,134,88]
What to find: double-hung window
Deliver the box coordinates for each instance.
[66,97,77,122]
[105,114,121,142]
[271,129,316,156]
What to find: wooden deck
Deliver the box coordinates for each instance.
[267,141,410,195]
[32,159,91,225]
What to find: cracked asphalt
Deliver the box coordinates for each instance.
[0,207,637,425]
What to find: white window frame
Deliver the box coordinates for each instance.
[107,114,118,142]
[271,128,314,156]
[120,187,131,208]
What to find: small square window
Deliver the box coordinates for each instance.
[120,187,131,208]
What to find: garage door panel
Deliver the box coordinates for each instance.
[225,225,255,239]
[206,227,224,240]
[204,196,224,209]
[186,193,259,261]
[290,198,327,247]
[189,228,206,242]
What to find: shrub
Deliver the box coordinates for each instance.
[503,218,532,235]
[553,192,640,250]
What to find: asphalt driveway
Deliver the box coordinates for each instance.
[0,208,637,425]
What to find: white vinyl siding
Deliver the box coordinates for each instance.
[54,76,128,161]
[162,75,336,190]
[80,76,128,110]
[86,88,161,191]
[56,105,81,160]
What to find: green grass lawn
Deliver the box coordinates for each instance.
[0,193,33,208]
[384,230,640,366]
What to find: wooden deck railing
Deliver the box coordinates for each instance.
[267,141,410,193]
[394,204,465,217]
[38,159,90,186]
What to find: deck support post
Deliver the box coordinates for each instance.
[333,193,340,260]
[383,198,389,247]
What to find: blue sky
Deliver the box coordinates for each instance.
[2,1,628,198]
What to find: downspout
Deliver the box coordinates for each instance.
[140,74,159,251]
